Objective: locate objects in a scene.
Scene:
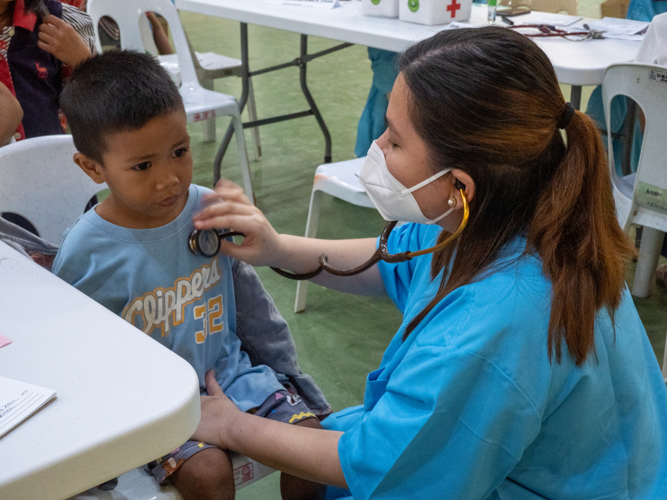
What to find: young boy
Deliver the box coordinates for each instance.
[53,50,328,500]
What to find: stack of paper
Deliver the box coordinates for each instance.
[0,376,57,439]
[511,12,583,27]
[266,0,341,9]
[573,17,650,41]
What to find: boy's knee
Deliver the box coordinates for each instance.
[172,447,235,500]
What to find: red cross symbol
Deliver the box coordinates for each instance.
[447,0,461,17]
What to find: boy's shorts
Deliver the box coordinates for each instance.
[146,389,317,484]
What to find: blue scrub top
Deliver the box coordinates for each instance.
[322,223,667,499]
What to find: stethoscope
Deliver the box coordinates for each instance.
[507,23,606,41]
[189,180,469,280]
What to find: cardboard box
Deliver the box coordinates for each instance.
[600,0,629,19]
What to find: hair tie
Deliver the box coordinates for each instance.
[558,102,575,129]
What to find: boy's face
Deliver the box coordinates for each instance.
[77,110,193,229]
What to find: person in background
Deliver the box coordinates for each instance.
[585,0,667,176]
[0,81,22,145]
[191,27,667,499]
[0,0,94,141]
[354,48,398,158]
[97,10,173,55]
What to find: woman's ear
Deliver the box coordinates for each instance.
[73,153,106,184]
[450,169,475,207]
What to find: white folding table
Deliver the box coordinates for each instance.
[0,243,201,500]
[175,0,641,177]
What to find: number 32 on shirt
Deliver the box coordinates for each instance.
[193,295,224,344]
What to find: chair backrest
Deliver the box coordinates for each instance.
[86,0,201,88]
[602,63,667,227]
[500,0,577,15]
[0,136,107,245]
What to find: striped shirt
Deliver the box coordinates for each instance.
[0,3,95,62]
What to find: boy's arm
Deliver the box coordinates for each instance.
[52,227,128,316]
[232,259,331,415]
[232,258,298,373]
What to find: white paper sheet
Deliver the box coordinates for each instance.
[573,17,650,41]
[266,0,341,9]
[511,11,583,27]
[0,376,56,439]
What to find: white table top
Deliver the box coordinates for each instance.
[175,0,641,85]
[0,243,200,500]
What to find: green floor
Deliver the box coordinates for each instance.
[177,8,665,498]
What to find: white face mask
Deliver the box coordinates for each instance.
[359,141,454,225]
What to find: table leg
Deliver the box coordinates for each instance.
[570,85,582,111]
[214,23,251,184]
[213,26,341,184]
[300,35,332,164]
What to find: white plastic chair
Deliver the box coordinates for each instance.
[295,157,376,313]
[0,135,107,246]
[602,63,667,380]
[68,452,275,500]
[87,0,255,203]
[137,15,262,159]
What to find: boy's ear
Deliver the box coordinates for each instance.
[73,153,106,184]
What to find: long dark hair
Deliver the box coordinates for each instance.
[400,27,634,366]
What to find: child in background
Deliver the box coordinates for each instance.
[53,50,328,500]
[0,0,94,141]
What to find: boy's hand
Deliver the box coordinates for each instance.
[192,370,240,448]
[38,15,92,67]
[193,179,285,267]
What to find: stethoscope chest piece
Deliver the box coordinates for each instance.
[189,229,221,257]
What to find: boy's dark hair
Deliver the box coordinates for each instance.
[60,50,184,164]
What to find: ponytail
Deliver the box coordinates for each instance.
[399,27,635,365]
[528,111,635,365]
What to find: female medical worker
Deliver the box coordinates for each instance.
[191,27,667,499]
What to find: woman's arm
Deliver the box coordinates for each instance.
[195,371,347,488]
[0,83,23,146]
[193,180,387,296]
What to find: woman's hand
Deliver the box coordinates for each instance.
[195,372,346,488]
[38,15,91,67]
[192,370,242,448]
[194,180,384,296]
[193,179,285,267]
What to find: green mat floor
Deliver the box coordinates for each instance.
[166,9,666,498]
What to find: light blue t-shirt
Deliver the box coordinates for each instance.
[52,184,283,411]
[323,223,667,499]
